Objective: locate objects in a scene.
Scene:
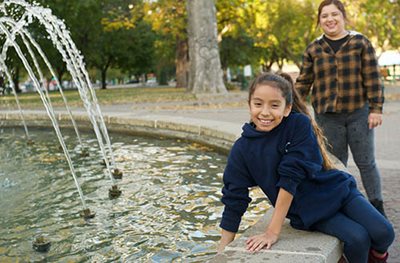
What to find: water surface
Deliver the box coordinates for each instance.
[0,127,270,262]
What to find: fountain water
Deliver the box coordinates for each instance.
[0,2,273,260]
[0,0,122,222]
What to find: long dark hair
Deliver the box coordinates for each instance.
[248,72,335,170]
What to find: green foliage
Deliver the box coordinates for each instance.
[32,0,157,88]
[3,0,400,92]
[347,0,400,51]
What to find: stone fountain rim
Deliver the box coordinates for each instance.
[0,111,236,154]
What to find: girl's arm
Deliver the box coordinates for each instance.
[217,229,236,253]
[245,188,293,252]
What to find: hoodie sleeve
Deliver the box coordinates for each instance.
[276,114,323,196]
[220,141,256,233]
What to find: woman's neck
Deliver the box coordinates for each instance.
[324,30,349,41]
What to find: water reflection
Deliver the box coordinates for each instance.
[0,127,270,262]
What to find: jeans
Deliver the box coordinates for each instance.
[315,105,383,201]
[313,195,394,263]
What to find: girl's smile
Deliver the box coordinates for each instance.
[249,84,292,132]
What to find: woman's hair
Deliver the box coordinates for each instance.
[316,0,347,27]
[248,72,335,170]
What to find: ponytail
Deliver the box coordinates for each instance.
[279,73,335,170]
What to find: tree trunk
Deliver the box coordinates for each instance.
[101,68,107,89]
[56,67,65,89]
[12,65,21,93]
[100,61,111,89]
[187,0,227,94]
[175,37,189,88]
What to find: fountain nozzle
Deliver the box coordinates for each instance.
[101,159,111,167]
[112,168,123,179]
[109,185,122,199]
[80,208,96,219]
[80,148,89,157]
[32,235,51,253]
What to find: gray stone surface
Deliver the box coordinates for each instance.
[210,209,342,263]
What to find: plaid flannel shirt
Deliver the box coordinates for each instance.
[295,31,384,114]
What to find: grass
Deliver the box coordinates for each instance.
[0,86,197,109]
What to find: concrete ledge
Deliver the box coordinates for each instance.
[211,209,342,263]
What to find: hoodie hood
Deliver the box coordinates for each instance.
[242,117,287,138]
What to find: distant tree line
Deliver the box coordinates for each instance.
[2,0,400,91]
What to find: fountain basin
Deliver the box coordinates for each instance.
[0,111,270,262]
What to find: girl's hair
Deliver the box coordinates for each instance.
[316,0,347,27]
[248,72,335,170]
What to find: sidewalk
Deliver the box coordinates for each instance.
[1,86,399,262]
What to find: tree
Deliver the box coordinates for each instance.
[347,0,400,52]
[143,0,188,88]
[187,0,226,93]
[216,0,259,73]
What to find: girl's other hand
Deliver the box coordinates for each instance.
[245,229,279,252]
[217,229,236,254]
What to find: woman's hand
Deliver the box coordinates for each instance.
[368,112,383,129]
[245,229,279,252]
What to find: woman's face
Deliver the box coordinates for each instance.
[319,4,346,39]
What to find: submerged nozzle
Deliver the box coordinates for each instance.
[80,208,96,220]
[32,235,51,253]
[80,148,89,157]
[101,159,111,167]
[109,185,122,199]
[112,168,123,179]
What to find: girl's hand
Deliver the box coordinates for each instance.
[245,229,279,252]
[217,229,236,254]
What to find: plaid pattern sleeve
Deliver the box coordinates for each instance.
[295,32,384,114]
[295,46,315,101]
[360,37,384,113]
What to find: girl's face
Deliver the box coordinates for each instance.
[319,4,346,39]
[249,84,292,132]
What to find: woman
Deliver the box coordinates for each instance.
[295,0,386,216]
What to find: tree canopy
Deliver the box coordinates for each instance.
[2,0,400,91]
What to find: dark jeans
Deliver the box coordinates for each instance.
[315,105,383,201]
[313,195,394,263]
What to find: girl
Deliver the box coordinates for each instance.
[217,73,394,263]
[295,0,386,216]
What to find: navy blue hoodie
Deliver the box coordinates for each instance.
[220,112,361,232]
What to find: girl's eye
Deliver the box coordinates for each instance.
[272,104,279,108]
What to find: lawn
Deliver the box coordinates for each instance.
[0,86,197,109]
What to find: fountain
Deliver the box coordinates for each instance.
[0,0,122,222]
[0,126,253,261]
[0,0,270,261]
